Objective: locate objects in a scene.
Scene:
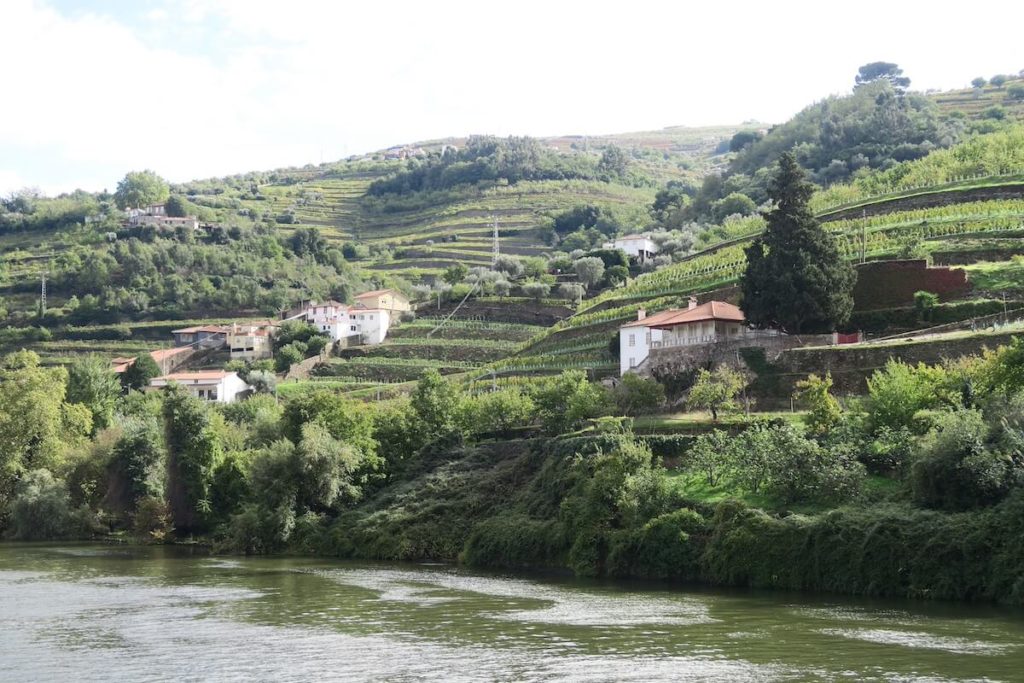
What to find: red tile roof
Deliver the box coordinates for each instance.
[153,370,236,383]
[621,301,745,329]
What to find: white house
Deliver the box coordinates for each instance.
[603,234,659,263]
[619,298,753,375]
[292,298,394,345]
[148,370,249,403]
[352,308,391,345]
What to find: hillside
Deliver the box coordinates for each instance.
[3,72,1024,399]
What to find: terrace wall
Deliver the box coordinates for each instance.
[852,259,970,311]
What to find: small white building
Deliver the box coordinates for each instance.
[619,298,751,375]
[352,308,391,345]
[148,370,249,403]
[292,298,394,345]
[603,234,659,263]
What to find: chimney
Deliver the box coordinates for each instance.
[688,296,698,310]
[637,308,646,321]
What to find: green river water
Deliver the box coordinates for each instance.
[1,543,1023,681]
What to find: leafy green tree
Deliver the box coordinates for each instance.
[280,390,377,465]
[990,74,1008,88]
[248,369,277,394]
[741,153,856,333]
[612,374,665,416]
[972,77,987,89]
[1008,84,1024,101]
[294,422,362,512]
[110,416,164,510]
[0,352,76,509]
[521,280,551,301]
[530,370,610,433]
[165,195,191,217]
[443,262,469,285]
[67,355,122,432]
[162,387,223,533]
[121,353,161,391]
[598,145,629,177]
[729,130,763,152]
[8,469,75,540]
[687,366,744,421]
[573,256,606,290]
[855,61,910,91]
[712,192,757,221]
[794,372,841,435]
[866,359,956,432]
[688,430,733,485]
[462,389,536,437]
[114,170,169,209]
[410,370,464,441]
[553,204,602,234]
[910,409,1019,511]
[275,344,304,373]
[493,255,524,279]
[604,265,629,287]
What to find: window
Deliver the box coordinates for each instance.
[629,357,636,368]
[628,333,635,347]
[645,331,651,344]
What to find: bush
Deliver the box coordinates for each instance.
[8,469,75,540]
[612,374,665,416]
[275,344,304,372]
[910,409,1021,511]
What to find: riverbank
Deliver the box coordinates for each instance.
[300,435,1024,606]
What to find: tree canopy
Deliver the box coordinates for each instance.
[740,153,856,334]
[114,170,170,210]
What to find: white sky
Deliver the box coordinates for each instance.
[1,0,1022,195]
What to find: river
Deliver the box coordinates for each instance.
[1,543,1022,682]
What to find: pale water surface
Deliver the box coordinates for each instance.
[1,543,1023,682]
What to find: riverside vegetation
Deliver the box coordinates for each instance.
[4,341,1024,604]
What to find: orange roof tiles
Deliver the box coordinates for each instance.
[621,301,745,329]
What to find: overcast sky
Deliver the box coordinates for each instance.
[2,0,1021,195]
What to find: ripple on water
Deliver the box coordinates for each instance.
[317,567,715,627]
[818,628,1015,655]
[0,569,789,682]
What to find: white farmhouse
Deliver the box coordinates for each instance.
[352,308,391,345]
[148,370,249,403]
[603,234,659,263]
[292,298,394,345]
[619,298,751,375]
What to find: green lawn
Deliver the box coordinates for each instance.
[961,259,1024,292]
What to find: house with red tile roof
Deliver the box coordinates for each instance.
[619,297,775,375]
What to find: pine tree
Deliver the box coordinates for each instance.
[741,153,856,334]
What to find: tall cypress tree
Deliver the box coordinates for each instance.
[741,153,856,334]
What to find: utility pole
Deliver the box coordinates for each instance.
[39,270,47,317]
[491,215,500,265]
[860,209,867,263]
